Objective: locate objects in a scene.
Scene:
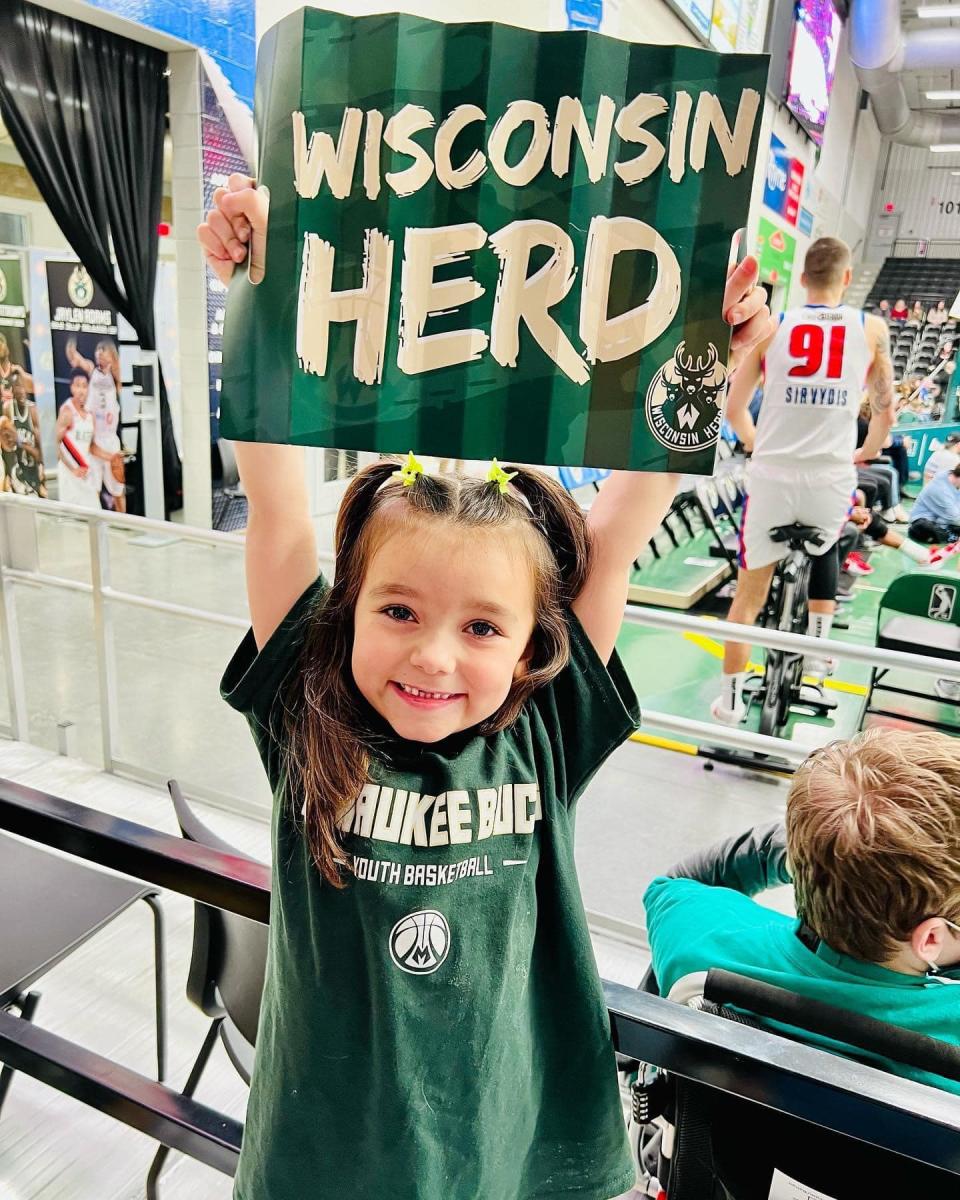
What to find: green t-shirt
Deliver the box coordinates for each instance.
[222,576,640,1200]
[645,876,960,1095]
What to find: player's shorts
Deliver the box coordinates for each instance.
[738,461,856,570]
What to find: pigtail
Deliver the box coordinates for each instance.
[284,459,400,888]
[334,460,401,560]
[502,466,592,605]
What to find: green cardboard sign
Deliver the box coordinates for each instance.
[222,8,767,474]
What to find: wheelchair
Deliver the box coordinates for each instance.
[617,963,960,1199]
[742,523,838,739]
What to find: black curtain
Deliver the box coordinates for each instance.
[0,0,182,515]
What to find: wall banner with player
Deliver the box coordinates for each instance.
[221,9,768,475]
[0,254,46,497]
[46,259,128,513]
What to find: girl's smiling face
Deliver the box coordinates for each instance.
[352,522,537,743]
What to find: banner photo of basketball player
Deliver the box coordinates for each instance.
[46,260,128,512]
[221,10,767,475]
[0,254,48,496]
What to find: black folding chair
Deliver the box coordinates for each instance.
[146,782,268,1198]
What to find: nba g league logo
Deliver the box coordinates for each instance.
[67,265,93,308]
[389,909,451,975]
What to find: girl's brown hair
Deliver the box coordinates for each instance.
[282,460,591,886]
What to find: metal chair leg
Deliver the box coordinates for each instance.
[0,990,41,1117]
[145,1017,224,1199]
[141,893,167,1082]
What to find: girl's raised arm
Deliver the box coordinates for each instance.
[572,256,774,663]
[199,175,318,649]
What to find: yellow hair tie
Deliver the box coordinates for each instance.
[486,458,518,494]
[392,450,425,487]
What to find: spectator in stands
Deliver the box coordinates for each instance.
[907,463,960,543]
[856,399,909,512]
[840,493,931,573]
[923,433,960,484]
[929,299,950,327]
[875,299,891,319]
[909,299,925,324]
[890,297,910,322]
[643,728,960,1095]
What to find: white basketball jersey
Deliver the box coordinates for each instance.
[60,400,94,462]
[753,304,871,469]
[89,367,120,445]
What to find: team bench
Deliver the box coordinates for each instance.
[1,779,958,1197]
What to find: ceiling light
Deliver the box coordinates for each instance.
[953,170,960,176]
[917,5,960,17]
[931,144,960,152]
[926,90,960,100]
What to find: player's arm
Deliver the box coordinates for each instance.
[723,332,771,453]
[12,366,34,393]
[573,257,773,663]
[89,438,113,461]
[65,339,93,375]
[199,174,318,650]
[55,407,84,476]
[856,314,896,464]
[29,407,43,463]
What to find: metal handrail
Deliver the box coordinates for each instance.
[622,604,960,680]
[0,489,957,814]
[639,709,808,765]
[0,495,335,811]
[3,782,959,1180]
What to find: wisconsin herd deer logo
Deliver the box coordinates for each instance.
[389,909,451,975]
[646,341,727,454]
[67,265,93,308]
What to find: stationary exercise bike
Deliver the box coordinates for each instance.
[742,524,838,739]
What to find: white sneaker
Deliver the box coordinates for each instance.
[804,655,836,680]
[881,508,897,522]
[892,505,909,523]
[711,696,747,725]
[935,679,960,702]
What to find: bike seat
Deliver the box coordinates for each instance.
[768,523,826,551]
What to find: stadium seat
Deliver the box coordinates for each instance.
[145,781,267,1199]
[863,572,960,730]
[621,968,960,1199]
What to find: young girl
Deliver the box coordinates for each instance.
[202,176,769,1200]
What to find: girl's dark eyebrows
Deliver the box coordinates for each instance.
[369,582,420,598]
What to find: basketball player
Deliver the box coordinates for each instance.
[65,337,125,511]
[0,332,35,394]
[712,237,895,725]
[4,375,46,496]
[56,368,101,510]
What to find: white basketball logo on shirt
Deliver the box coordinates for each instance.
[389,909,451,975]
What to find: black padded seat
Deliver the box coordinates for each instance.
[878,615,960,660]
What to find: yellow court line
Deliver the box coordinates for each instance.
[683,630,762,672]
[630,731,698,756]
[822,678,869,697]
[684,632,868,696]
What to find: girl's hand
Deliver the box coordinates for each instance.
[197,174,269,286]
[724,254,775,373]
